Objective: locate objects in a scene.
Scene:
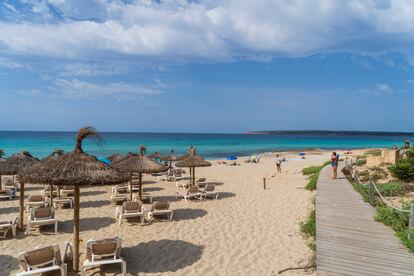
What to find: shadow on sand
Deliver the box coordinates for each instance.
[60,217,115,232]
[81,190,107,197]
[172,208,207,221]
[0,206,19,215]
[0,255,19,275]
[80,200,111,209]
[123,239,204,273]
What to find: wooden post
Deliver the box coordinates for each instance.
[263,178,266,190]
[369,176,374,206]
[129,172,133,201]
[50,184,54,206]
[193,167,196,185]
[73,185,80,272]
[0,174,2,190]
[19,182,25,230]
[139,173,143,201]
[409,203,414,240]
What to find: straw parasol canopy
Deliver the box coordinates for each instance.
[38,149,65,203]
[112,145,168,201]
[0,151,39,232]
[21,127,129,272]
[148,151,162,159]
[107,153,123,164]
[161,149,177,168]
[175,147,211,185]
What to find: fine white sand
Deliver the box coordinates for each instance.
[0,150,338,275]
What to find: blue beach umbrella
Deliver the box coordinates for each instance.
[227,156,237,161]
[98,157,111,165]
[299,152,306,157]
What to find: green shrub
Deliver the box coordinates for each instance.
[356,158,367,166]
[306,174,318,190]
[376,182,406,197]
[364,149,381,156]
[302,166,323,175]
[375,202,414,252]
[300,209,316,251]
[389,159,414,182]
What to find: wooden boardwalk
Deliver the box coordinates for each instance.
[316,165,414,276]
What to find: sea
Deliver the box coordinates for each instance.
[1,131,413,160]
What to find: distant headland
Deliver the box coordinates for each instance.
[246,130,414,136]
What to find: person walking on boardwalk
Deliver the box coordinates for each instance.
[331,152,339,179]
[275,154,282,173]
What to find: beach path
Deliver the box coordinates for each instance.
[316,164,414,276]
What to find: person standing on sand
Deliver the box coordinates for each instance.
[331,152,339,179]
[275,154,282,173]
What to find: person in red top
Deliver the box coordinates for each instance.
[331,152,339,179]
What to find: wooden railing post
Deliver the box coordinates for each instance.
[263,178,266,190]
[409,203,414,240]
[369,176,374,206]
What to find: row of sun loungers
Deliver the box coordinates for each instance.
[26,206,58,235]
[176,184,219,202]
[16,237,126,276]
[116,200,173,225]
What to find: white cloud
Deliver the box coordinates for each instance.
[376,83,394,94]
[0,0,414,61]
[53,78,162,100]
[0,57,27,69]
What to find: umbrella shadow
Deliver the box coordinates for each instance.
[0,255,19,275]
[152,195,181,202]
[80,200,111,208]
[142,180,157,185]
[217,192,236,200]
[81,190,107,197]
[172,208,207,221]
[123,239,204,273]
[143,187,164,192]
[60,217,116,232]
[207,181,224,186]
[0,206,19,215]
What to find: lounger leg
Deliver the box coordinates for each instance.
[216,193,219,200]
[55,221,58,233]
[12,225,16,237]
[25,223,30,235]
[119,215,123,225]
[61,263,67,276]
[122,260,127,276]
[169,212,173,221]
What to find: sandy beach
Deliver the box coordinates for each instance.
[0,150,335,275]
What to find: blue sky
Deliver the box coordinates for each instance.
[1,0,414,133]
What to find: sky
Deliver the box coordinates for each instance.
[0,0,414,133]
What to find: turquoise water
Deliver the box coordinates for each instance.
[0,131,413,159]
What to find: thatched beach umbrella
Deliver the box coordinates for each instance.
[112,145,168,201]
[0,151,39,230]
[107,153,123,164]
[161,149,177,168]
[40,149,65,203]
[21,127,129,272]
[175,147,211,185]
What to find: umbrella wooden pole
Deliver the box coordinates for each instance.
[0,174,2,190]
[19,182,24,230]
[50,184,54,206]
[73,185,80,272]
[139,173,143,201]
[129,172,133,201]
[193,167,195,185]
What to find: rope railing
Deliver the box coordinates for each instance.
[344,158,414,239]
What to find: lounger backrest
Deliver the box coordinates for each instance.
[197,178,206,182]
[30,195,44,202]
[187,186,199,194]
[123,201,141,213]
[19,245,61,271]
[205,185,215,192]
[33,207,53,219]
[87,237,121,261]
[153,201,169,211]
